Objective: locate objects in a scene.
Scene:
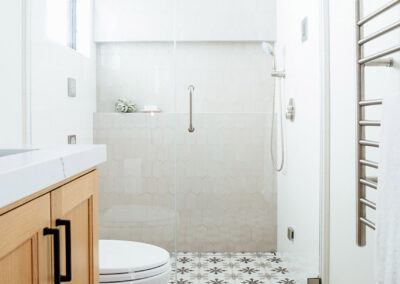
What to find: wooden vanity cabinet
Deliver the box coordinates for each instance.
[0,169,99,284]
[0,194,52,284]
[51,171,99,284]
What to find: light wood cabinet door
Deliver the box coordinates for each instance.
[0,194,52,284]
[51,171,99,284]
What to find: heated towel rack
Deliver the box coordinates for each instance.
[356,0,400,246]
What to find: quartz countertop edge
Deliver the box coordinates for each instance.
[0,144,107,210]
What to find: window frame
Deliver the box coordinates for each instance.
[67,0,77,50]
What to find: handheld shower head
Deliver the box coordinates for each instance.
[262,42,275,56]
[262,42,277,70]
[263,41,285,172]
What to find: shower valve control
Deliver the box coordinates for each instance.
[286,98,295,121]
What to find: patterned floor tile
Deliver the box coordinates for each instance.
[170,252,295,284]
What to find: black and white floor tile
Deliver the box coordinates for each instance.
[169,252,296,284]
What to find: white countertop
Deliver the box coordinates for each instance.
[0,144,107,209]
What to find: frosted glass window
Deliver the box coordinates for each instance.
[46,0,76,50]
[76,0,91,56]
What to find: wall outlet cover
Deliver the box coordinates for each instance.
[68,135,77,144]
[287,227,295,241]
[68,78,76,97]
[307,278,321,284]
[302,17,308,42]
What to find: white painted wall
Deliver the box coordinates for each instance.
[30,0,97,145]
[275,0,322,282]
[174,0,276,41]
[0,0,25,146]
[94,0,276,42]
[329,0,400,283]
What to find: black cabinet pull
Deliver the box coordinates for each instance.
[44,228,61,284]
[56,219,72,282]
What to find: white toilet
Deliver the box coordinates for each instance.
[99,240,171,284]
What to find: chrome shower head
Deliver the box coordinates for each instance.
[262,42,275,56]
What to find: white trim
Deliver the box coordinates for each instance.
[24,0,32,145]
[319,0,331,282]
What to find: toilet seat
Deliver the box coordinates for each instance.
[100,268,171,284]
[100,261,170,282]
[99,240,171,283]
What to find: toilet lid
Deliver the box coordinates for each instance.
[99,240,170,275]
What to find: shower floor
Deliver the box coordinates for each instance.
[170,252,295,284]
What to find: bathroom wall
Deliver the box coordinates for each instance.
[95,41,277,252]
[29,0,96,145]
[275,0,322,282]
[0,0,25,146]
[329,0,400,283]
[97,42,274,113]
[94,0,276,42]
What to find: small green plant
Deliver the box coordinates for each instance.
[115,99,136,113]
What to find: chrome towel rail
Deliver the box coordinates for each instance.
[360,178,378,189]
[356,0,399,246]
[359,139,380,147]
[365,58,394,67]
[359,45,400,64]
[359,120,381,126]
[357,0,400,25]
[358,20,400,45]
[360,159,379,168]
[359,99,383,106]
[360,198,377,210]
[360,217,376,230]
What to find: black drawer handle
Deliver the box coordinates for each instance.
[44,228,61,284]
[56,219,72,282]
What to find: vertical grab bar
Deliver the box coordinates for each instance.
[188,85,195,133]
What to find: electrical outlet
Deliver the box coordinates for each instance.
[307,278,321,284]
[302,17,308,42]
[68,135,77,144]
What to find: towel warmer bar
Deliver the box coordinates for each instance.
[356,0,400,246]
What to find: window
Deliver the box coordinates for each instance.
[67,0,77,50]
[46,0,90,56]
[46,0,76,49]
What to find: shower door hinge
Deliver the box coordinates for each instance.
[307,278,321,284]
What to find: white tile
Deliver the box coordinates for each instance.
[94,112,277,252]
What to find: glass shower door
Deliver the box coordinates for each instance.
[172,1,279,281]
[172,1,322,284]
[173,41,276,252]
[95,42,177,255]
[173,46,277,283]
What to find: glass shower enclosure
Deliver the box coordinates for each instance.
[92,1,321,283]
